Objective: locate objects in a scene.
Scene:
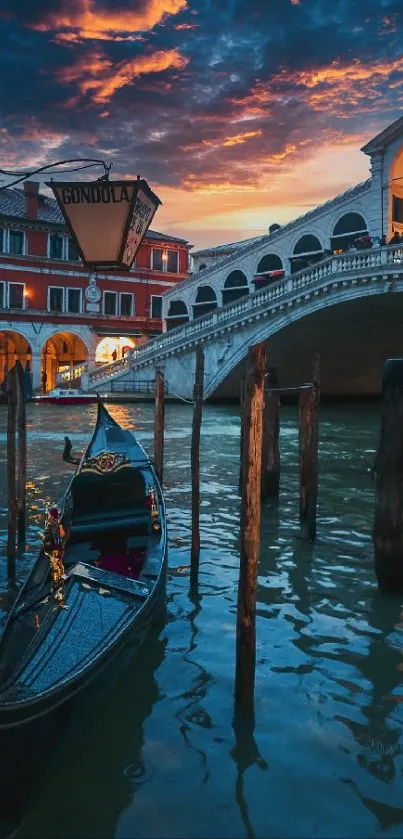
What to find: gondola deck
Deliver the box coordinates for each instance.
[0,400,167,728]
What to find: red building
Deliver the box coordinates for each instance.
[0,180,191,391]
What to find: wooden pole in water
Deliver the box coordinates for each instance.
[235,342,266,712]
[239,376,246,492]
[7,365,17,579]
[15,360,27,545]
[373,358,403,591]
[190,347,205,584]
[154,369,165,486]
[261,368,280,499]
[298,355,320,540]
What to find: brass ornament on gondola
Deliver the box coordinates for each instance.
[82,451,131,474]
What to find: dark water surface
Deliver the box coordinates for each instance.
[1,401,403,839]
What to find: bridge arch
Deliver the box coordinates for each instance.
[255,253,284,274]
[166,299,190,331]
[222,269,249,306]
[193,285,217,319]
[290,234,324,274]
[330,211,368,252]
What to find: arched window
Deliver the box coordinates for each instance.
[193,286,217,320]
[331,212,368,252]
[166,299,189,331]
[256,254,283,273]
[290,234,323,274]
[222,270,249,306]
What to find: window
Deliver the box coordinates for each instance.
[104,291,117,315]
[0,229,5,253]
[151,295,162,318]
[152,249,163,271]
[48,286,64,312]
[67,238,79,261]
[120,293,133,317]
[49,234,64,260]
[0,282,4,308]
[393,196,403,224]
[9,230,24,255]
[9,283,24,309]
[167,250,178,272]
[67,288,81,313]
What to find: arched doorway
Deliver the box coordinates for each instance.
[40,332,88,392]
[166,300,189,331]
[0,330,32,395]
[222,270,249,306]
[389,147,403,238]
[290,234,323,274]
[95,337,136,365]
[331,212,368,252]
[193,286,217,319]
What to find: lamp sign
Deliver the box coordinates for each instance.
[48,177,161,270]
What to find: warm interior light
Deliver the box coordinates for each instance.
[95,336,136,364]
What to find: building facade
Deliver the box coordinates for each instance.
[0,180,191,391]
[162,116,403,329]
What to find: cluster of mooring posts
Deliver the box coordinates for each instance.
[3,350,403,712]
[5,361,27,581]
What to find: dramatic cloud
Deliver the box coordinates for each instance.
[0,0,402,247]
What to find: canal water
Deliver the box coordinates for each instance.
[0,401,403,839]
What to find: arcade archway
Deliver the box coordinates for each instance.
[0,330,31,393]
[95,336,136,365]
[40,332,88,392]
[390,146,403,237]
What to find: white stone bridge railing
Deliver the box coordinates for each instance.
[59,244,403,390]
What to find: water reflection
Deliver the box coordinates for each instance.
[1,402,403,838]
[19,620,167,839]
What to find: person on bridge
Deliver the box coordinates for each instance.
[388,231,401,245]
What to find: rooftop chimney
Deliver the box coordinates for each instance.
[23,180,40,221]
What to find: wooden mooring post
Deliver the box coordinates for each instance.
[154,369,165,486]
[16,360,27,545]
[298,355,320,541]
[6,365,18,579]
[238,376,246,492]
[235,342,266,712]
[190,348,205,586]
[261,368,280,499]
[373,358,403,591]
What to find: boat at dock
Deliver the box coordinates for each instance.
[31,387,97,405]
[0,399,167,827]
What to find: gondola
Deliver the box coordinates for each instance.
[0,399,167,732]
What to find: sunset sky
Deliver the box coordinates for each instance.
[0,0,402,249]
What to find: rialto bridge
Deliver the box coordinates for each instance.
[60,116,403,400]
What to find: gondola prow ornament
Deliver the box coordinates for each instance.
[48,175,161,270]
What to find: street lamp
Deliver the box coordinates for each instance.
[0,158,161,271]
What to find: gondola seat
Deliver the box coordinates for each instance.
[69,464,150,541]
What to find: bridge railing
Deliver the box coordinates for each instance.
[66,244,403,388]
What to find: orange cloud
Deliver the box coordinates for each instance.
[33,0,188,41]
[56,48,188,104]
[222,130,262,146]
